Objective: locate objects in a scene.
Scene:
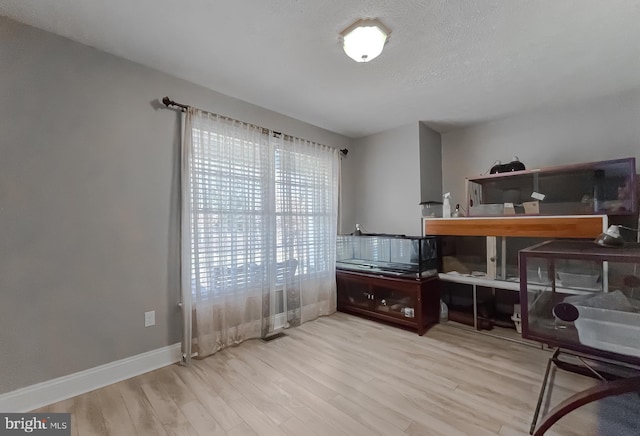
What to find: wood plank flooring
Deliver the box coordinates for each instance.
[34,312,618,435]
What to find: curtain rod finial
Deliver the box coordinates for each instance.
[340,148,348,156]
[162,96,172,107]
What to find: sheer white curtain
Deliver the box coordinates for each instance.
[181,108,339,360]
[272,135,339,326]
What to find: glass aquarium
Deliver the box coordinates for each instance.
[336,234,438,279]
[520,240,640,363]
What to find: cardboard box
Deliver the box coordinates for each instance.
[503,203,516,215]
[523,200,540,214]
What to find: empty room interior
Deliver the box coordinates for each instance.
[2,1,640,435]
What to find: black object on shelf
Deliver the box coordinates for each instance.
[490,157,526,174]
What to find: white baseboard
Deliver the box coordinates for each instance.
[0,343,182,412]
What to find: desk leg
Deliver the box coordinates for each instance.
[472,284,478,330]
[530,348,559,434]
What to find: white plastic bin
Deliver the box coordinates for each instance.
[574,305,640,358]
[469,204,504,216]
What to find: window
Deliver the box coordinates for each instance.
[189,124,337,300]
[275,147,334,276]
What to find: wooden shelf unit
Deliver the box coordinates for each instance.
[422,215,608,339]
[423,215,608,238]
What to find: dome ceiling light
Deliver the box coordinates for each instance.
[339,18,391,63]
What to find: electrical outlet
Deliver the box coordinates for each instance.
[144,310,155,327]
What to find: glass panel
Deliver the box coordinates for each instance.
[556,259,603,291]
[336,235,352,262]
[441,236,486,275]
[356,236,391,263]
[523,257,553,286]
[373,286,416,318]
[338,283,372,309]
[389,238,414,264]
[501,237,547,281]
[525,284,583,345]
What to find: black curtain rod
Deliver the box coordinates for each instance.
[162,96,273,135]
[161,96,348,156]
[162,96,189,111]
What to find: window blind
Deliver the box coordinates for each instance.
[188,117,337,301]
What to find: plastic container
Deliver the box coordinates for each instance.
[574,306,640,358]
[439,300,449,323]
[420,201,443,218]
[443,193,451,218]
[557,272,600,289]
[469,204,504,216]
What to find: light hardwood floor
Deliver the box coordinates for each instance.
[35,312,613,436]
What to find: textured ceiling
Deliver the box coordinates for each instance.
[1,0,640,138]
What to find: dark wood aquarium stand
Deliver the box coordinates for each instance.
[336,270,440,335]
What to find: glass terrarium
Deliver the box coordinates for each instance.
[467,157,637,217]
[520,240,640,363]
[336,234,438,279]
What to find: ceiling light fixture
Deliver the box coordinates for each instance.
[339,18,391,63]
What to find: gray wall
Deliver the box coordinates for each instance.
[344,123,422,236]
[419,122,443,204]
[0,16,349,394]
[339,151,357,235]
[442,89,640,205]
[341,122,443,236]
